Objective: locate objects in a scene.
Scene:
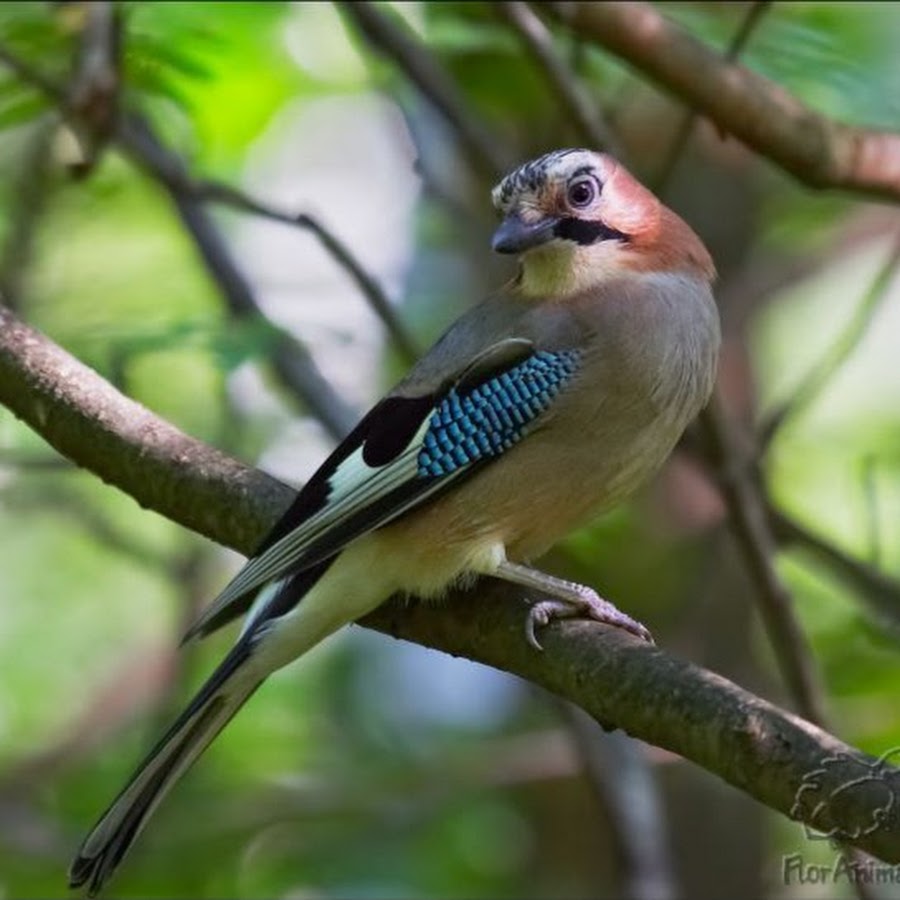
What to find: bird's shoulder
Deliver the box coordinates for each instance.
[391,289,589,400]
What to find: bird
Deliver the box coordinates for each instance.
[69,148,720,894]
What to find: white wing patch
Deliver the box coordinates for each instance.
[205,418,434,619]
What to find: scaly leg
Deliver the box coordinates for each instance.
[495,560,654,650]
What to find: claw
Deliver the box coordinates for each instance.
[523,593,654,650]
[525,616,544,651]
[590,604,654,644]
[525,603,550,651]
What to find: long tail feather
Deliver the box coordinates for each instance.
[69,641,261,896]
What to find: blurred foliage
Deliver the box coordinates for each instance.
[1,2,900,899]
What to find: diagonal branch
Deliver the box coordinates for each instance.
[0,45,364,439]
[194,180,420,365]
[653,0,771,190]
[700,396,828,724]
[770,506,900,627]
[495,2,622,156]
[116,113,358,440]
[340,0,511,178]
[545,1,900,202]
[2,301,900,861]
[759,229,900,446]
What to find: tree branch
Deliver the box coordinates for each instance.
[0,45,361,439]
[193,179,420,365]
[653,0,771,190]
[770,506,900,628]
[760,228,900,446]
[546,2,900,202]
[0,303,293,554]
[700,397,828,723]
[2,301,899,861]
[340,0,511,178]
[116,113,359,440]
[495,2,623,156]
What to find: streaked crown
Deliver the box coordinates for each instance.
[492,148,593,213]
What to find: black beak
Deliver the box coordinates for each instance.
[491,214,560,254]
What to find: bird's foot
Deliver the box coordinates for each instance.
[524,587,653,651]
[492,559,653,650]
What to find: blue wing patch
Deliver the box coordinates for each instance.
[418,350,581,477]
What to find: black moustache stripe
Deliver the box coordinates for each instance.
[553,217,629,245]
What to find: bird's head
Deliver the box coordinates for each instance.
[491,149,715,297]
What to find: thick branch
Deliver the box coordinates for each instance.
[2,302,900,861]
[653,0,771,190]
[0,304,293,553]
[547,2,900,202]
[362,589,900,863]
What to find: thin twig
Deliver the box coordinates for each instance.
[117,113,358,439]
[0,115,58,307]
[0,451,73,471]
[0,302,291,553]
[558,701,676,900]
[0,42,63,101]
[654,1,771,190]
[0,43,361,439]
[759,229,900,446]
[770,505,900,628]
[340,1,511,178]
[196,180,420,364]
[861,457,882,570]
[15,486,172,569]
[496,2,622,155]
[65,0,120,176]
[700,397,828,724]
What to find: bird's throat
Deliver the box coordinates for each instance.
[516,244,606,299]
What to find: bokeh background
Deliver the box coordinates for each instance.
[1,2,900,898]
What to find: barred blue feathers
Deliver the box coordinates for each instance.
[418,350,581,478]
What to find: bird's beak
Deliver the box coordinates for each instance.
[491,214,560,254]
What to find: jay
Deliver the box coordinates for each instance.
[70,148,720,894]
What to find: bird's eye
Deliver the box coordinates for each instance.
[567,178,597,209]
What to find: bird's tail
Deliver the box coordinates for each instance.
[68,640,262,896]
